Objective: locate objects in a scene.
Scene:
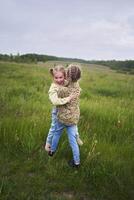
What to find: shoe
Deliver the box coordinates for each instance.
[44,143,51,152]
[48,151,55,157]
[76,137,83,146]
[68,160,80,168]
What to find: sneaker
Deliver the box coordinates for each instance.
[76,137,83,146]
[48,151,55,157]
[44,143,51,152]
[68,160,80,168]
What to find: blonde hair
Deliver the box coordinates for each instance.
[67,64,81,82]
[49,65,66,78]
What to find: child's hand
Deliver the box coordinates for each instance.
[69,94,77,101]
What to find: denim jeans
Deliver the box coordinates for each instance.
[52,123,80,164]
[46,108,80,164]
[46,108,58,145]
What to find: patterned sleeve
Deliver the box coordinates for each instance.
[72,82,81,97]
[48,84,70,106]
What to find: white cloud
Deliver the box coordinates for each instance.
[0,0,134,59]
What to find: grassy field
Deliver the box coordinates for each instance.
[0,61,134,200]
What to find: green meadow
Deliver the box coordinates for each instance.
[0,61,134,200]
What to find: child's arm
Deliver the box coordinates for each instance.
[74,82,81,97]
[49,84,74,106]
[68,83,81,100]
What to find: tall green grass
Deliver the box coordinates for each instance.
[0,61,134,200]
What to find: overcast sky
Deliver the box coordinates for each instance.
[0,0,134,60]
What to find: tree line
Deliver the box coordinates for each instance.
[91,60,134,74]
[0,53,134,74]
[0,53,88,63]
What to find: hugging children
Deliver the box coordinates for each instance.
[44,64,83,168]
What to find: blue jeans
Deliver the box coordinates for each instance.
[46,108,80,164]
[46,108,58,145]
[51,123,80,164]
[46,108,79,145]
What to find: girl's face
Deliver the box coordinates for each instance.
[53,71,65,85]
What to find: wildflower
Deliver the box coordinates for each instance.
[117,120,121,128]
[94,140,98,144]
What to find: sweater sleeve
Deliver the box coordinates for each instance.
[48,84,70,106]
[70,82,81,97]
